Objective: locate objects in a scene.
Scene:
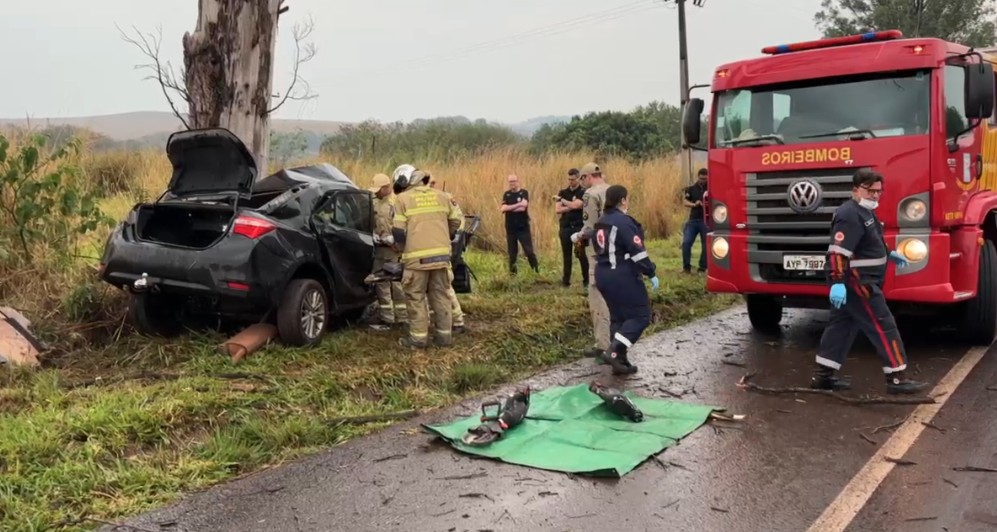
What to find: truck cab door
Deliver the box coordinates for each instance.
[940,57,994,220]
[311,190,375,307]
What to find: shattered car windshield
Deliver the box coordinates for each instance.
[712,69,931,147]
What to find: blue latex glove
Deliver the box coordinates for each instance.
[650,276,660,291]
[829,283,846,309]
[889,250,909,269]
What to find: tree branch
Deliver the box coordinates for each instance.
[267,15,318,115]
[117,24,191,130]
[736,373,936,405]
[278,0,290,17]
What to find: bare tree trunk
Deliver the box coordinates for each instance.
[182,0,281,175]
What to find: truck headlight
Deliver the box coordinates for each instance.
[902,199,927,222]
[897,238,928,262]
[712,205,728,224]
[712,236,729,259]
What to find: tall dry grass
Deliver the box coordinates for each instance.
[330,149,690,255]
[0,136,694,325]
[83,146,693,257]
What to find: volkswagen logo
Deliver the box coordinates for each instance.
[787,179,823,214]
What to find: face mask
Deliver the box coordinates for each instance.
[859,198,879,210]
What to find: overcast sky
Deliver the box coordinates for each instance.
[1,0,824,124]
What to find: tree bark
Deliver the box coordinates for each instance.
[182,0,281,175]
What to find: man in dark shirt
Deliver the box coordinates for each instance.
[681,168,709,273]
[555,168,587,286]
[500,174,539,274]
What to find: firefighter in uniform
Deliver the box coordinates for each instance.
[429,177,467,333]
[369,173,408,327]
[392,169,463,348]
[571,162,612,357]
[813,168,928,395]
[593,185,659,375]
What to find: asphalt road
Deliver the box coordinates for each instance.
[104,305,997,532]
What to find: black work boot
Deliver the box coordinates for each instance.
[809,363,852,391]
[885,371,929,395]
[601,342,638,375]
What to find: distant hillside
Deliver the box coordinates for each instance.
[507,115,571,136]
[0,111,571,146]
[0,111,347,142]
[401,114,571,137]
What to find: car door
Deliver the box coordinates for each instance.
[311,190,375,307]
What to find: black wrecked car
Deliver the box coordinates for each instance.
[98,128,375,346]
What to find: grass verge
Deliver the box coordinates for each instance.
[0,235,736,532]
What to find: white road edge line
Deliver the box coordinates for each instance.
[806,344,992,532]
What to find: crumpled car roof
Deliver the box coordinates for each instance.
[254,163,359,193]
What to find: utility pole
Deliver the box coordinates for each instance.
[676,0,705,184]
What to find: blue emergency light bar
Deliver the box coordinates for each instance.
[761,30,904,55]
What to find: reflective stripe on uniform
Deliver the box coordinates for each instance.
[394,205,451,223]
[614,332,633,347]
[402,246,452,261]
[851,256,887,267]
[630,251,648,262]
[827,245,853,256]
[608,225,618,270]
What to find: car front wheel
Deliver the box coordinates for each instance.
[276,279,328,347]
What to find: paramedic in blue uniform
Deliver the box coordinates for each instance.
[593,184,659,375]
[812,168,928,395]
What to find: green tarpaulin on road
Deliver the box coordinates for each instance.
[422,383,720,478]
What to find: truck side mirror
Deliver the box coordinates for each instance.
[964,62,995,120]
[682,98,705,146]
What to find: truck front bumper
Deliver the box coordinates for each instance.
[704,231,971,304]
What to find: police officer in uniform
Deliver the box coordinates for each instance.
[571,162,612,357]
[500,174,540,274]
[593,185,659,375]
[555,168,587,287]
[392,169,463,348]
[369,173,408,328]
[812,168,928,394]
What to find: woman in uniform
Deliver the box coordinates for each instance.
[593,185,659,375]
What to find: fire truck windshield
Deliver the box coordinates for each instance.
[713,69,931,148]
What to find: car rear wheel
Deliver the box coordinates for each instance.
[127,293,184,337]
[277,279,328,347]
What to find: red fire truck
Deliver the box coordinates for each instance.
[681,30,997,344]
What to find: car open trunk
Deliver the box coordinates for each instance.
[134,202,238,248]
[131,128,259,249]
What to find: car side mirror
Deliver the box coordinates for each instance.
[682,98,705,146]
[965,62,995,119]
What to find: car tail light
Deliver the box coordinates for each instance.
[232,216,276,239]
[227,281,250,291]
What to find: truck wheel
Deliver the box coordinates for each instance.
[959,239,997,345]
[276,279,328,347]
[127,293,183,337]
[746,294,783,333]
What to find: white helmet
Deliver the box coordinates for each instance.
[392,164,417,189]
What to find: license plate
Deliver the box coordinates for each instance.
[783,255,825,271]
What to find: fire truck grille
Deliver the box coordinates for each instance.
[745,167,861,285]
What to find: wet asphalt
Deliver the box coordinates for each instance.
[103,305,997,532]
